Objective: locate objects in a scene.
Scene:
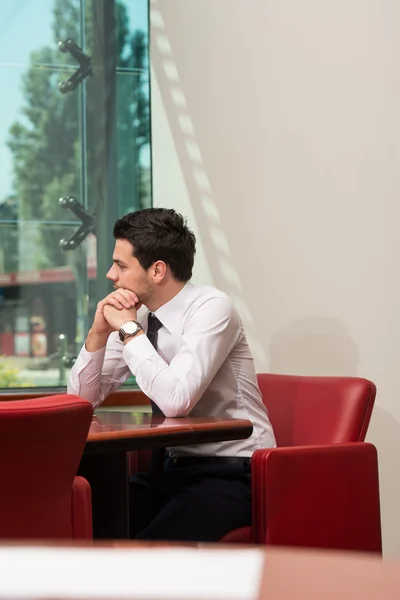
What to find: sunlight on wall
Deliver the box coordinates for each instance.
[150,0,268,368]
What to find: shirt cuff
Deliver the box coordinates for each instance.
[122,334,158,375]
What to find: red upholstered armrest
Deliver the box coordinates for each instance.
[72,476,92,540]
[252,443,381,553]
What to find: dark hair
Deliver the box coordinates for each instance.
[113,208,196,282]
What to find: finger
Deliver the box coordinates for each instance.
[107,292,131,309]
[114,290,136,308]
[97,300,119,314]
[117,288,139,306]
[104,297,124,310]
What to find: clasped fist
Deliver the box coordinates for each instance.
[92,288,141,335]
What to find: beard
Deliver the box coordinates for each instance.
[135,278,156,308]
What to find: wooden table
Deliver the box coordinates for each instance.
[79,410,253,539]
[86,411,253,453]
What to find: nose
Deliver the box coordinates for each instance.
[106,264,117,281]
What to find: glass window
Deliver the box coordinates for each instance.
[0,0,151,389]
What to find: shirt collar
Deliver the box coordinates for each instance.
[153,282,193,333]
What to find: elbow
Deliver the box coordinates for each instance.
[145,376,193,417]
[159,382,192,418]
[162,403,191,418]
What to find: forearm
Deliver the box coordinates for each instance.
[67,345,108,408]
[85,328,110,353]
[68,333,131,408]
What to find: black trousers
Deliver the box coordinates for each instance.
[129,457,252,542]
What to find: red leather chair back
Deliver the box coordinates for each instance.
[257,374,376,447]
[0,394,93,539]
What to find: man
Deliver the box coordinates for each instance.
[68,207,275,541]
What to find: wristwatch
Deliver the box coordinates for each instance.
[118,320,143,342]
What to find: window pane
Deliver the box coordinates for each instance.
[0,0,151,389]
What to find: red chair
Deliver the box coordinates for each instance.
[221,374,382,553]
[0,394,93,539]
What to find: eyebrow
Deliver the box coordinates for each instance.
[112,258,128,267]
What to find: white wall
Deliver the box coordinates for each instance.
[150,0,400,556]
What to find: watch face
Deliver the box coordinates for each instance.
[123,321,138,335]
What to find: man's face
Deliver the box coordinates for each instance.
[106,239,155,305]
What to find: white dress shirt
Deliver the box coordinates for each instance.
[67,283,276,457]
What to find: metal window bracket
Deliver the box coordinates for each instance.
[59,196,95,251]
[57,38,92,93]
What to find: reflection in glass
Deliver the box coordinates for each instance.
[0,0,151,388]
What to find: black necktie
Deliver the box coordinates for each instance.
[147,313,163,350]
[147,313,164,416]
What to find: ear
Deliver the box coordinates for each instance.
[152,260,167,282]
